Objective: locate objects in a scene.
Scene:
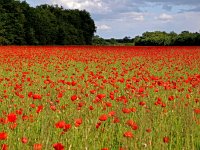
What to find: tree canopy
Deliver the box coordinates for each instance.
[0,0,96,45]
[134,31,200,46]
[93,31,200,46]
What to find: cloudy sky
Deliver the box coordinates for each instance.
[25,0,200,38]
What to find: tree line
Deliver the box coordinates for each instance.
[0,0,96,45]
[93,31,200,46]
[92,36,134,46]
[134,31,200,46]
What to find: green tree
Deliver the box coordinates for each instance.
[79,10,96,45]
[92,35,109,45]
[0,1,96,45]
[0,0,26,45]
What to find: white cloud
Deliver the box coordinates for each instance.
[125,12,145,21]
[106,12,145,22]
[97,24,111,30]
[156,13,173,21]
[50,0,109,13]
[140,0,200,7]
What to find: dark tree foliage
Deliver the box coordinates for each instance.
[92,35,110,45]
[92,36,134,46]
[0,0,96,45]
[93,31,200,46]
[134,31,200,46]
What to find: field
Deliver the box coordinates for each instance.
[0,46,200,150]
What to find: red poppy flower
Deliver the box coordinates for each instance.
[71,95,77,101]
[77,102,84,107]
[96,122,102,129]
[163,136,170,143]
[146,128,152,133]
[50,105,56,111]
[36,105,43,113]
[0,118,6,124]
[55,121,65,128]
[21,137,28,144]
[194,108,200,114]
[75,118,82,127]
[130,107,136,112]
[28,92,33,98]
[126,120,138,130]
[16,109,23,115]
[108,111,116,117]
[1,144,8,150]
[33,94,42,100]
[123,131,133,138]
[30,104,36,108]
[97,94,106,99]
[9,122,17,130]
[161,103,166,107]
[22,115,29,121]
[53,143,64,150]
[90,90,96,94]
[109,94,114,100]
[57,92,63,98]
[7,113,17,123]
[106,102,112,107]
[101,148,109,150]
[168,96,174,101]
[113,117,120,123]
[0,132,7,140]
[63,124,71,132]
[99,114,107,121]
[138,87,144,93]
[126,120,135,126]
[139,101,146,106]
[122,108,131,114]
[89,105,94,110]
[71,81,76,86]
[34,143,42,150]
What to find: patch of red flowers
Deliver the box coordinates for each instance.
[0,132,7,140]
[55,121,65,128]
[194,108,200,114]
[126,120,138,130]
[33,94,42,100]
[33,143,42,150]
[75,118,82,127]
[123,131,133,138]
[7,113,17,123]
[71,95,77,101]
[1,144,8,150]
[99,114,108,121]
[53,142,64,150]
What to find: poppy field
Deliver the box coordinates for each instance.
[0,46,200,150]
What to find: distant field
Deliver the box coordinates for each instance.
[0,46,200,150]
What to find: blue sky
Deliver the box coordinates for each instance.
[24,0,200,38]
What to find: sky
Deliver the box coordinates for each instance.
[25,0,200,39]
